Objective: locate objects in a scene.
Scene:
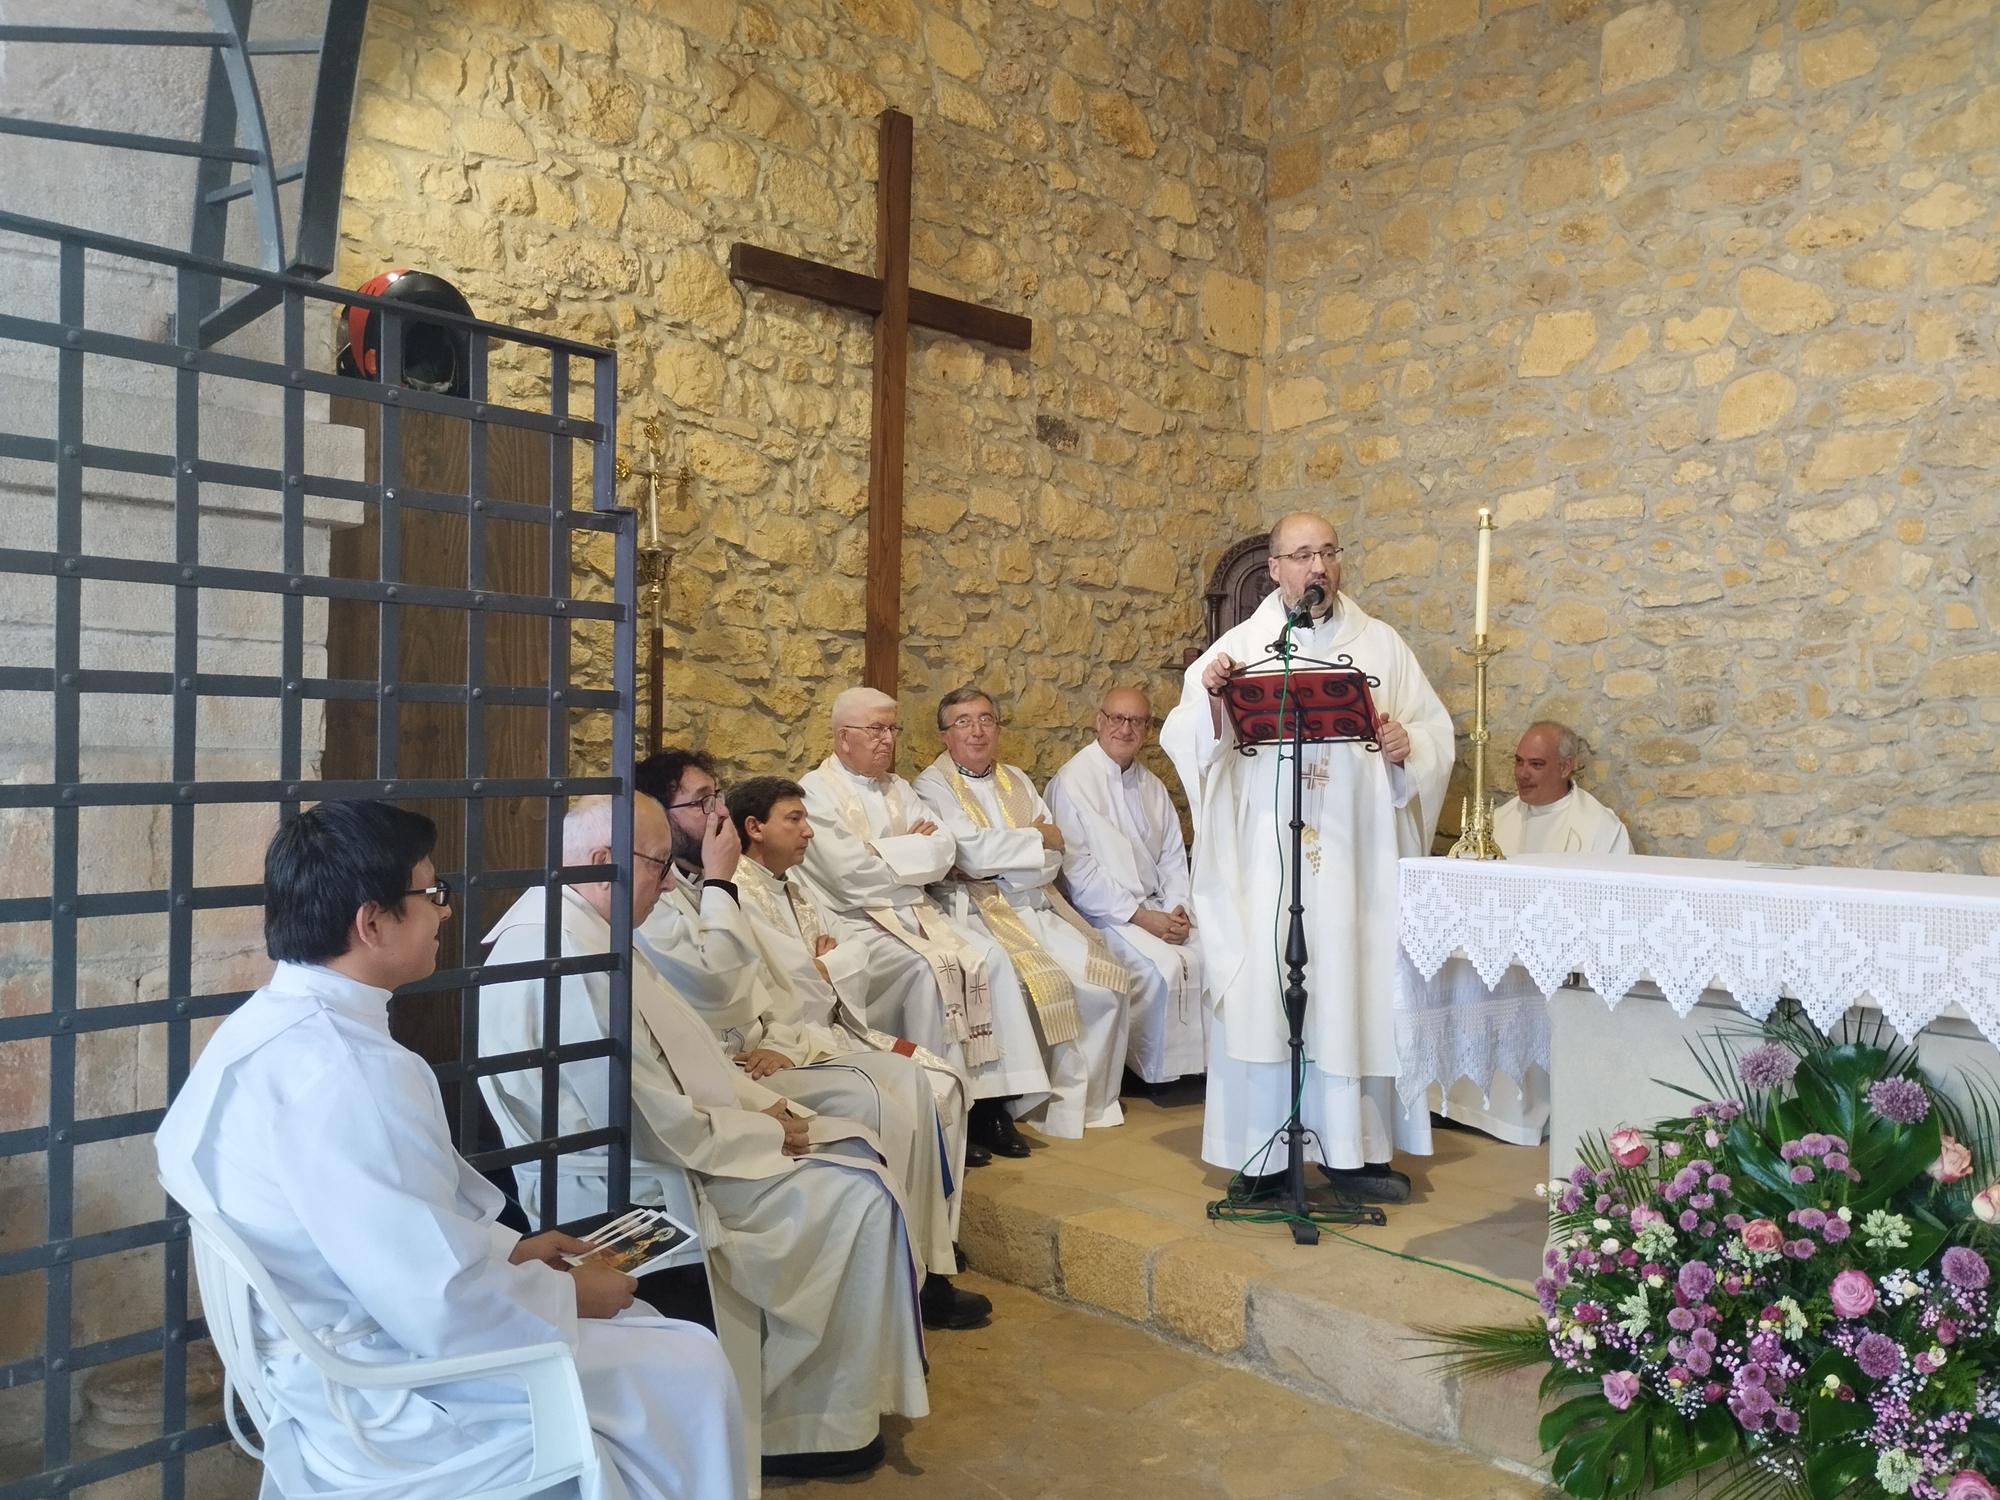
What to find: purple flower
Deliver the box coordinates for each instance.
[1779,1140,1803,1163]
[1789,1164,1816,1183]
[1690,1328,1716,1352]
[1708,1173,1732,1192]
[1685,1348,1712,1376]
[1678,1262,1715,1300]
[1774,1408,1800,1435]
[1738,1044,1798,1089]
[1800,1132,1831,1156]
[1855,1332,1900,1379]
[1943,1246,1992,1291]
[1689,1192,1716,1210]
[1824,1152,1849,1171]
[1794,1208,1827,1231]
[1667,1307,1696,1332]
[1785,1238,1817,1259]
[1602,1370,1640,1410]
[1679,1209,1700,1232]
[1823,1217,1851,1243]
[1830,1269,1877,1318]
[1867,1077,1931,1124]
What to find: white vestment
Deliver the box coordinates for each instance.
[1046,741,1208,1083]
[155,961,742,1500]
[705,855,967,1266]
[1162,591,1452,1172]
[1492,785,1632,857]
[635,875,765,1036]
[797,757,1053,1113]
[1433,787,1628,1145]
[479,890,928,1457]
[914,756,1132,1135]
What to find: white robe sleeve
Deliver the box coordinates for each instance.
[914,764,1053,888]
[1045,774,1142,924]
[278,1048,581,1361]
[1146,774,1196,914]
[799,781,953,906]
[1377,626,1454,845]
[633,885,766,1035]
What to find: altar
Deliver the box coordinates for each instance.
[1395,853,2000,1172]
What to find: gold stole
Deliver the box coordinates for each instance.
[935,758,1130,1047]
[809,758,998,1067]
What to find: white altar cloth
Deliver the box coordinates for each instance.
[1394,853,2000,1101]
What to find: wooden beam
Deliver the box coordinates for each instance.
[864,109,913,696]
[730,241,1032,351]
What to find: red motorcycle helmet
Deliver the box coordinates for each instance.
[335,269,475,397]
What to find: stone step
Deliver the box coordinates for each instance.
[957,1145,1557,1485]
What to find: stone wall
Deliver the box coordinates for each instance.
[339,0,1272,785]
[1261,0,2000,870]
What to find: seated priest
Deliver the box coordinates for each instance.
[1434,721,1629,1147]
[156,800,743,1500]
[721,774,985,1287]
[798,686,1058,1162]
[914,685,1135,1138]
[478,794,930,1481]
[1492,720,1633,856]
[631,748,764,1033]
[1045,685,1207,1087]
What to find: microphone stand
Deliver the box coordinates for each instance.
[1210,597,1387,1244]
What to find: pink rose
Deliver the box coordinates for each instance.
[1602,1370,1641,1410]
[1740,1218,1784,1254]
[1975,1185,2000,1224]
[1830,1269,1877,1319]
[1946,1471,2000,1500]
[1608,1127,1650,1169]
[1932,1134,1975,1184]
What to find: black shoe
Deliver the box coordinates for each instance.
[1232,1170,1288,1201]
[965,1138,993,1168]
[762,1434,885,1479]
[1316,1162,1412,1203]
[921,1273,993,1329]
[955,1244,968,1273]
[971,1105,1032,1159]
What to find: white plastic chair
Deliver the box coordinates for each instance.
[180,1195,598,1500]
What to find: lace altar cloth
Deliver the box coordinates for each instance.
[1394,853,2000,1100]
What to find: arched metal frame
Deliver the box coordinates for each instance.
[0,0,371,345]
[1204,534,1277,643]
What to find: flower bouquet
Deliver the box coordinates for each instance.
[1430,1009,2000,1499]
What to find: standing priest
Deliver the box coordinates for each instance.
[1161,513,1454,1203]
[1046,686,1206,1087]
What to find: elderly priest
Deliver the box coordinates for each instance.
[798,686,1059,1161]
[1492,720,1632,856]
[479,794,930,1480]
[155,799,743,1500]
[1046,685,1206,1086]
[916,685,1136,1138]
[1162,513,1454,1203]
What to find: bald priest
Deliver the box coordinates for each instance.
[1162,512,1453,1202]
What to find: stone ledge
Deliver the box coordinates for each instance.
[958,1168,1556,1486]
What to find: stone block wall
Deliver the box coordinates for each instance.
[1261,0,1999,870]
[338,0,1272,785]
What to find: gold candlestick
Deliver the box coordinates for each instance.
[1448,634,1505,860]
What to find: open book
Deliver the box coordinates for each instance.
[563,1207,698,1278]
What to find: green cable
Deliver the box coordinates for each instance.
[1204,1201,1539,1303]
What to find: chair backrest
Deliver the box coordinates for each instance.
[183,1203,300,1455]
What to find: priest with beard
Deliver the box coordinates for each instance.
[797,687,1057,1162]
[1161,513,1453,1203]
[1046,686,1207,1086]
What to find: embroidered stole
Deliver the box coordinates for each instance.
[808,758,998,1067]
[934,757,1131,1047]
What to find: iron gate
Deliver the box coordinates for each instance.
[0,208,637,1498]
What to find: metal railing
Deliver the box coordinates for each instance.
[0,207,634,1499]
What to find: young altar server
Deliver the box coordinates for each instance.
[154,799,744,1500]
[479,794,929,1480]
[1046,686,1207,1085]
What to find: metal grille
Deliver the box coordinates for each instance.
[0,208,635,1498]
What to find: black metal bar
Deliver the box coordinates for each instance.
[0,116,259,162]
[288,0,371,279]
[0,26,230,44]
[204,161,304,205]
[0,1424,232,1500]
[600,347,635,1216]
[193,282,286,349]
[538,352,572,1234]
[460,334,492,1157]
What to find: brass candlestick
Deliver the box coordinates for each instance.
[1448,635,1505,860]
[615,415,671,635]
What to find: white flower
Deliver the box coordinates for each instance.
[1593,1218,1613,1232]
[1534,1183,1548,1199]
[1647,1274,1665,1289]
[1600,1238,1621,1254]
[1837,1206,1853,1222]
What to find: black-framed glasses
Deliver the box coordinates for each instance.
[1274,545,1344,566]
[405,879,452,908]
[1099,712,1154,732]
[942,713,1000,733]
[634,850,673,876]
[666,790,723,813]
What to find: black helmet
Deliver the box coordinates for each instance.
[335,269,474,397]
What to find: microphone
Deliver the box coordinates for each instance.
[1288,581,1326,626]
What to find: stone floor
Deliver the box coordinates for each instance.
[767,1276,1554,1500]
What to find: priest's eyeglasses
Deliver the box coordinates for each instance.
[405,879,452,908]
[1100,712,1154,731]
[841,724,900,740]
[634,850,672,876]
[942,713,1000,732]
[666,791,723,812]
[1274,545,1345,566]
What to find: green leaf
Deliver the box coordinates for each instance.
[1802,1351,1868,1445]
[1726,1117,1802,1207]
[1803,1442,1872,1500]
[1848,1111,1942,1214]
[1688,1403,1742,1471]
[1649,1402,1697,1488]
[1551,1400,1652,1500]
[1541,1391,1610,1451]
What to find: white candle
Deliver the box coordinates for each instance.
[646,473,661,548]
[1474,508,1492,639]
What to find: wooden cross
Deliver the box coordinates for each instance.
[729,108,1033,694]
